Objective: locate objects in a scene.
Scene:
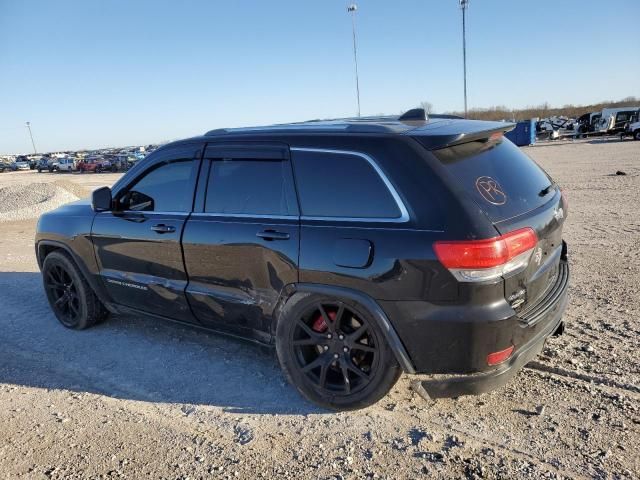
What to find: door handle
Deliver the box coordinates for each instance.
[256,230,290,241]
[151,224,176,234]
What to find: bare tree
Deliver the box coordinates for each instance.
[420,101,434,115]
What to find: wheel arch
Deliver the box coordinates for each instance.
[36,240,114,311]
[273,283,416,373]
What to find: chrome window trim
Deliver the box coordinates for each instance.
[104,210,190,217]
[290,147,410,223]
[191,212,298,220]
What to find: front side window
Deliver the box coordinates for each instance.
[118,159,198,212]
[291,150,402,219]
[205,159,297,216]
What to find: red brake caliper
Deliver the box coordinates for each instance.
[311,310,336,332]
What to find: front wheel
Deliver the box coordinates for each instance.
[276,294,401,410]
[42,251,109,329]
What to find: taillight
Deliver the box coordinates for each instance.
[434,228,538,282]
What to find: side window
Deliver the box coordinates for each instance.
[291,150,402,219]
[205,159,298,216]
[119,160,198,212]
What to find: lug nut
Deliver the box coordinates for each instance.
[338,334,344,340]
[323,345,329,351]
[343,347,349,352]
[333,353,339,359]
[327,334,332,339]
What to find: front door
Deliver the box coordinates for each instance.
[182,143,300,340]
[91,143,203,322]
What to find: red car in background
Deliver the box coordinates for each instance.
[78,157,111,173]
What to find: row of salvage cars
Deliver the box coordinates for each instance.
[35,154,142,173]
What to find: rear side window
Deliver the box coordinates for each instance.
[433,139,552,222]
[205,159,297,216]
[292,150,402,219]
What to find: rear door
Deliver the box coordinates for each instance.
[91,143,203,322]
[182,143,299,340]
[431,137,567,312]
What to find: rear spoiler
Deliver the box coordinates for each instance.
[408,120,516,150]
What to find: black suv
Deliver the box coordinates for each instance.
[36,110,569,410]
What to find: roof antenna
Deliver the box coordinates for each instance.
[398,108,427,122]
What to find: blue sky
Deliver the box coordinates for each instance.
[1,0,638,153]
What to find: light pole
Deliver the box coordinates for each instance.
[459,0,469,118]
[347,4,361,117]
[25,121,37,154]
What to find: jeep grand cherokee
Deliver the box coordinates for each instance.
[36,109,569,410]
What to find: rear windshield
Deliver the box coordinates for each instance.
[432,138,553,222]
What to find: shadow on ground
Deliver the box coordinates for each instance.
[0,271,321,415]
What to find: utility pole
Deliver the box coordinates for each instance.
[25,121,37,154]
[347,4,361,117]
[460,0,469,118]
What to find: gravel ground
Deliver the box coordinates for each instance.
[0,140,638,479]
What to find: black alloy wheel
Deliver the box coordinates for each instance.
[276,294,401,410]
[44,264,80,327]
[42,251,108,329]
[292,302,378,395]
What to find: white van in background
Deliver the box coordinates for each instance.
[596,107,640,134]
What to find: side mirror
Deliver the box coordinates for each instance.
[92,186,112,212]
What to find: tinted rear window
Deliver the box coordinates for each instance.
[433,138,552,222]
[205,159,297,216]
[292,150,401,219]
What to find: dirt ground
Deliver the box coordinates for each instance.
[0,139,638,479]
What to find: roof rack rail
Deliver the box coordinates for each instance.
[204,107,447,136]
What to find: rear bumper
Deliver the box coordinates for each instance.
[413,293,566,399]
[382,253,570,398]
[409,256,569,399]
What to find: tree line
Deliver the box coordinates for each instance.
[442,96,639,121]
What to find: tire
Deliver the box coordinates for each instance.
[634,130,640,141]
[276,293,401,410]
[42,251,109,329]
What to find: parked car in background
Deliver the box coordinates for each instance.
[37,158,52,172]
[574,112,601,136]
[51,157,76,172]
[35,109,570,410]
[78,156,109,173]
[0,162,9,173]
[11,160,31,171]
[620,110,640,140]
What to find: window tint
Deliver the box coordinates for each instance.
[120,160,197,212]
[205,159,297,216]
[292,150,401,219]
[432,138,552,222]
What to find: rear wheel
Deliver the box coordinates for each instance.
[42,251,109,329]
[276,294,401,410]
[634,130,640,141]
